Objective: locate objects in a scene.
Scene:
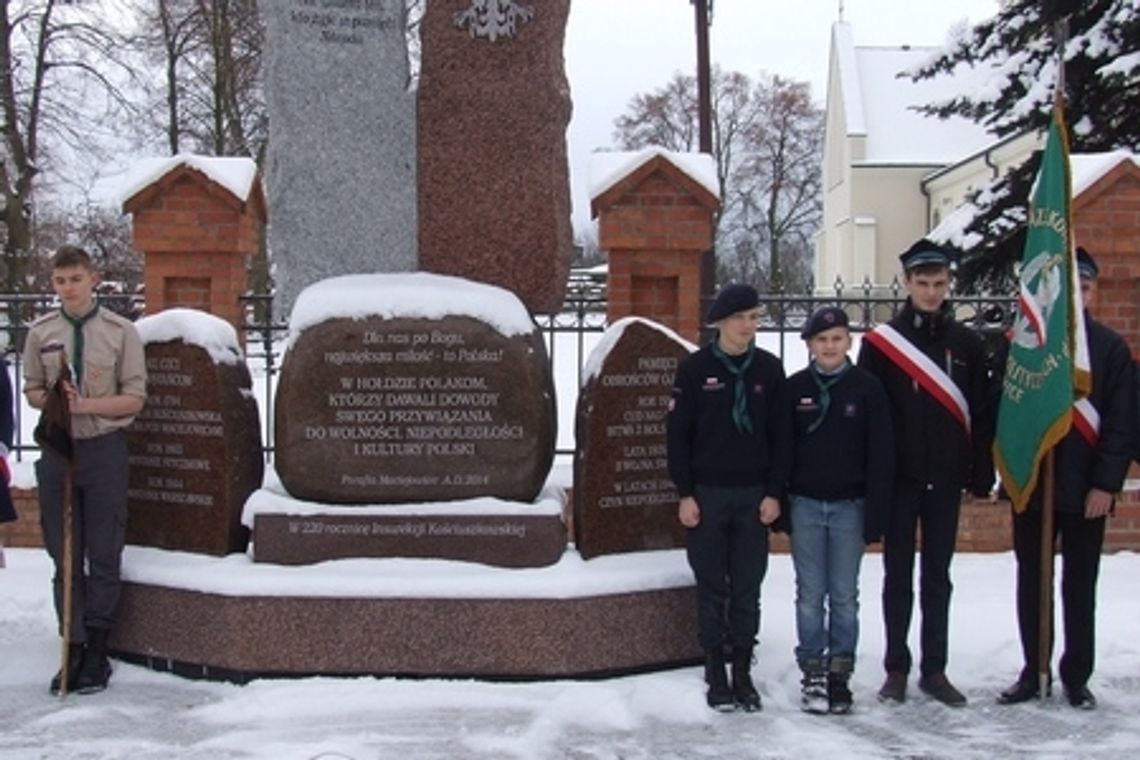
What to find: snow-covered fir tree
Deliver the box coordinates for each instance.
[909,0,1139,291]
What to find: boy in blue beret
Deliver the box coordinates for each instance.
[786,306,893,714]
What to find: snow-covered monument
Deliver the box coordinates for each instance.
[107,0,713,680]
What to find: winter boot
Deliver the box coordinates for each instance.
[828,657,854,714]
[828,673,854,714]
[704,648,735,712]
[730,648,762,712]
[74,627,112,694]
[48,642,86,695]
[799,660,829,714]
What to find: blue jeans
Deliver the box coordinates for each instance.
[790,495,865,668]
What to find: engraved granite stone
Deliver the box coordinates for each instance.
[264,0,417,319]
[274,274,556,504]
[417,0,573,314]
[250,503,566,568]
[126,312,264,555]
[573,318,695,559]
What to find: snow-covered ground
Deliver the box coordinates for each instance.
[2,547,1138,760]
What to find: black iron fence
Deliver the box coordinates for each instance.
[2,278,1015,460]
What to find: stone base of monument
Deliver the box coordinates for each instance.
[245,486,568,568]
[108,546,699,680]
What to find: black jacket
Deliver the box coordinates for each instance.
[666,341,791,500]
[0,358,15,523]
[1134,359,1140,463]
[857,299,995,494]
[785,362,894,543]
[1026,317,1135,513]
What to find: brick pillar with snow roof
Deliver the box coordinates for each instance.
[122,156,266,339]
[589,150,720,345]
[1071,151,1140,547]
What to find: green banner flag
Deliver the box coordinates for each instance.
[994,108,1088,512]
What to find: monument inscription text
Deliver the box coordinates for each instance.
[275,315,556,504]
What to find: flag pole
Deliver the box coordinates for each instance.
[35,348,76,699]
[1036,15,1070,702]
[59,462,75,697]
[1038,451,1056,699]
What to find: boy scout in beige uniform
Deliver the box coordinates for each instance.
[23,245,147,694]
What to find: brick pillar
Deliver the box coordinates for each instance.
[1073,159,1140,355]
[591,154,719,344]
[1072,157,1140,547]
[123,160,267,336]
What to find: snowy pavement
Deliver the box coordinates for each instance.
[2,548,1138,760]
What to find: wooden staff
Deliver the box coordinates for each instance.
[58,461,75,697]
[1038,450,1056,700]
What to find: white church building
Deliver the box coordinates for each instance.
[816,22,1041,292]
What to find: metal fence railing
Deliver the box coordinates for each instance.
[3,278,1015,461]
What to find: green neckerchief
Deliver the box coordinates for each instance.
[711,340,755,434]
[806,359,851,434]
[60,303,99,390]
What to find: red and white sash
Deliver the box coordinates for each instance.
[864,324,971,435]
[1072,397,1100,447]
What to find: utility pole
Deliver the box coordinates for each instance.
[692,0,715,339]
[694,0,712,154]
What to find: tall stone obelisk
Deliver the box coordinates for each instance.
[264,0,418,319]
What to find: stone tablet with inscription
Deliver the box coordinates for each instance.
[126,310,264,556]
[245,487,566,568]
[417,0,572,314]
[275,273,556,504]
[264,0,417,319]
[573,318,695,559]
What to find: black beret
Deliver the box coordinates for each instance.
[801,305,849,339]
[899,238,952,271]
[707,283,759,323]
[1076,246,1099,279]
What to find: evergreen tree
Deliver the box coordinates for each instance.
[909,0,1139,291]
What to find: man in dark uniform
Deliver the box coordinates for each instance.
[666,283,791,712]
[997,247,1135,710]
[786,306,894,715]
[858,239,995,707]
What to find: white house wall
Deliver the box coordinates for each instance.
[924,132,1042,229]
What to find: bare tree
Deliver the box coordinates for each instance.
[0,0,137,293]
[612,68,822,292]
[730,75,822,293]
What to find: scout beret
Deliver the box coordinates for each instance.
[801,305,849,339]
[707,283,760,323]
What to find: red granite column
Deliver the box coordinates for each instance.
[123,163,266,337]
[591,155,719,345]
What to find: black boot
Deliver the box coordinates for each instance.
[828,672,854,714]
[48,643,86,695]
[74,627,112,694]
[730,648,762,712]
[704,648,735,712]
[828,657,854,714]
[799,660,829,714]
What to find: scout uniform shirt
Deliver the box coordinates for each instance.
[23,307,148,440]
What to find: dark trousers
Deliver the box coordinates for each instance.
[686,484,769,651]
[37,431,129,641]
[1012,506,1105,690]
[882,483,961,677]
